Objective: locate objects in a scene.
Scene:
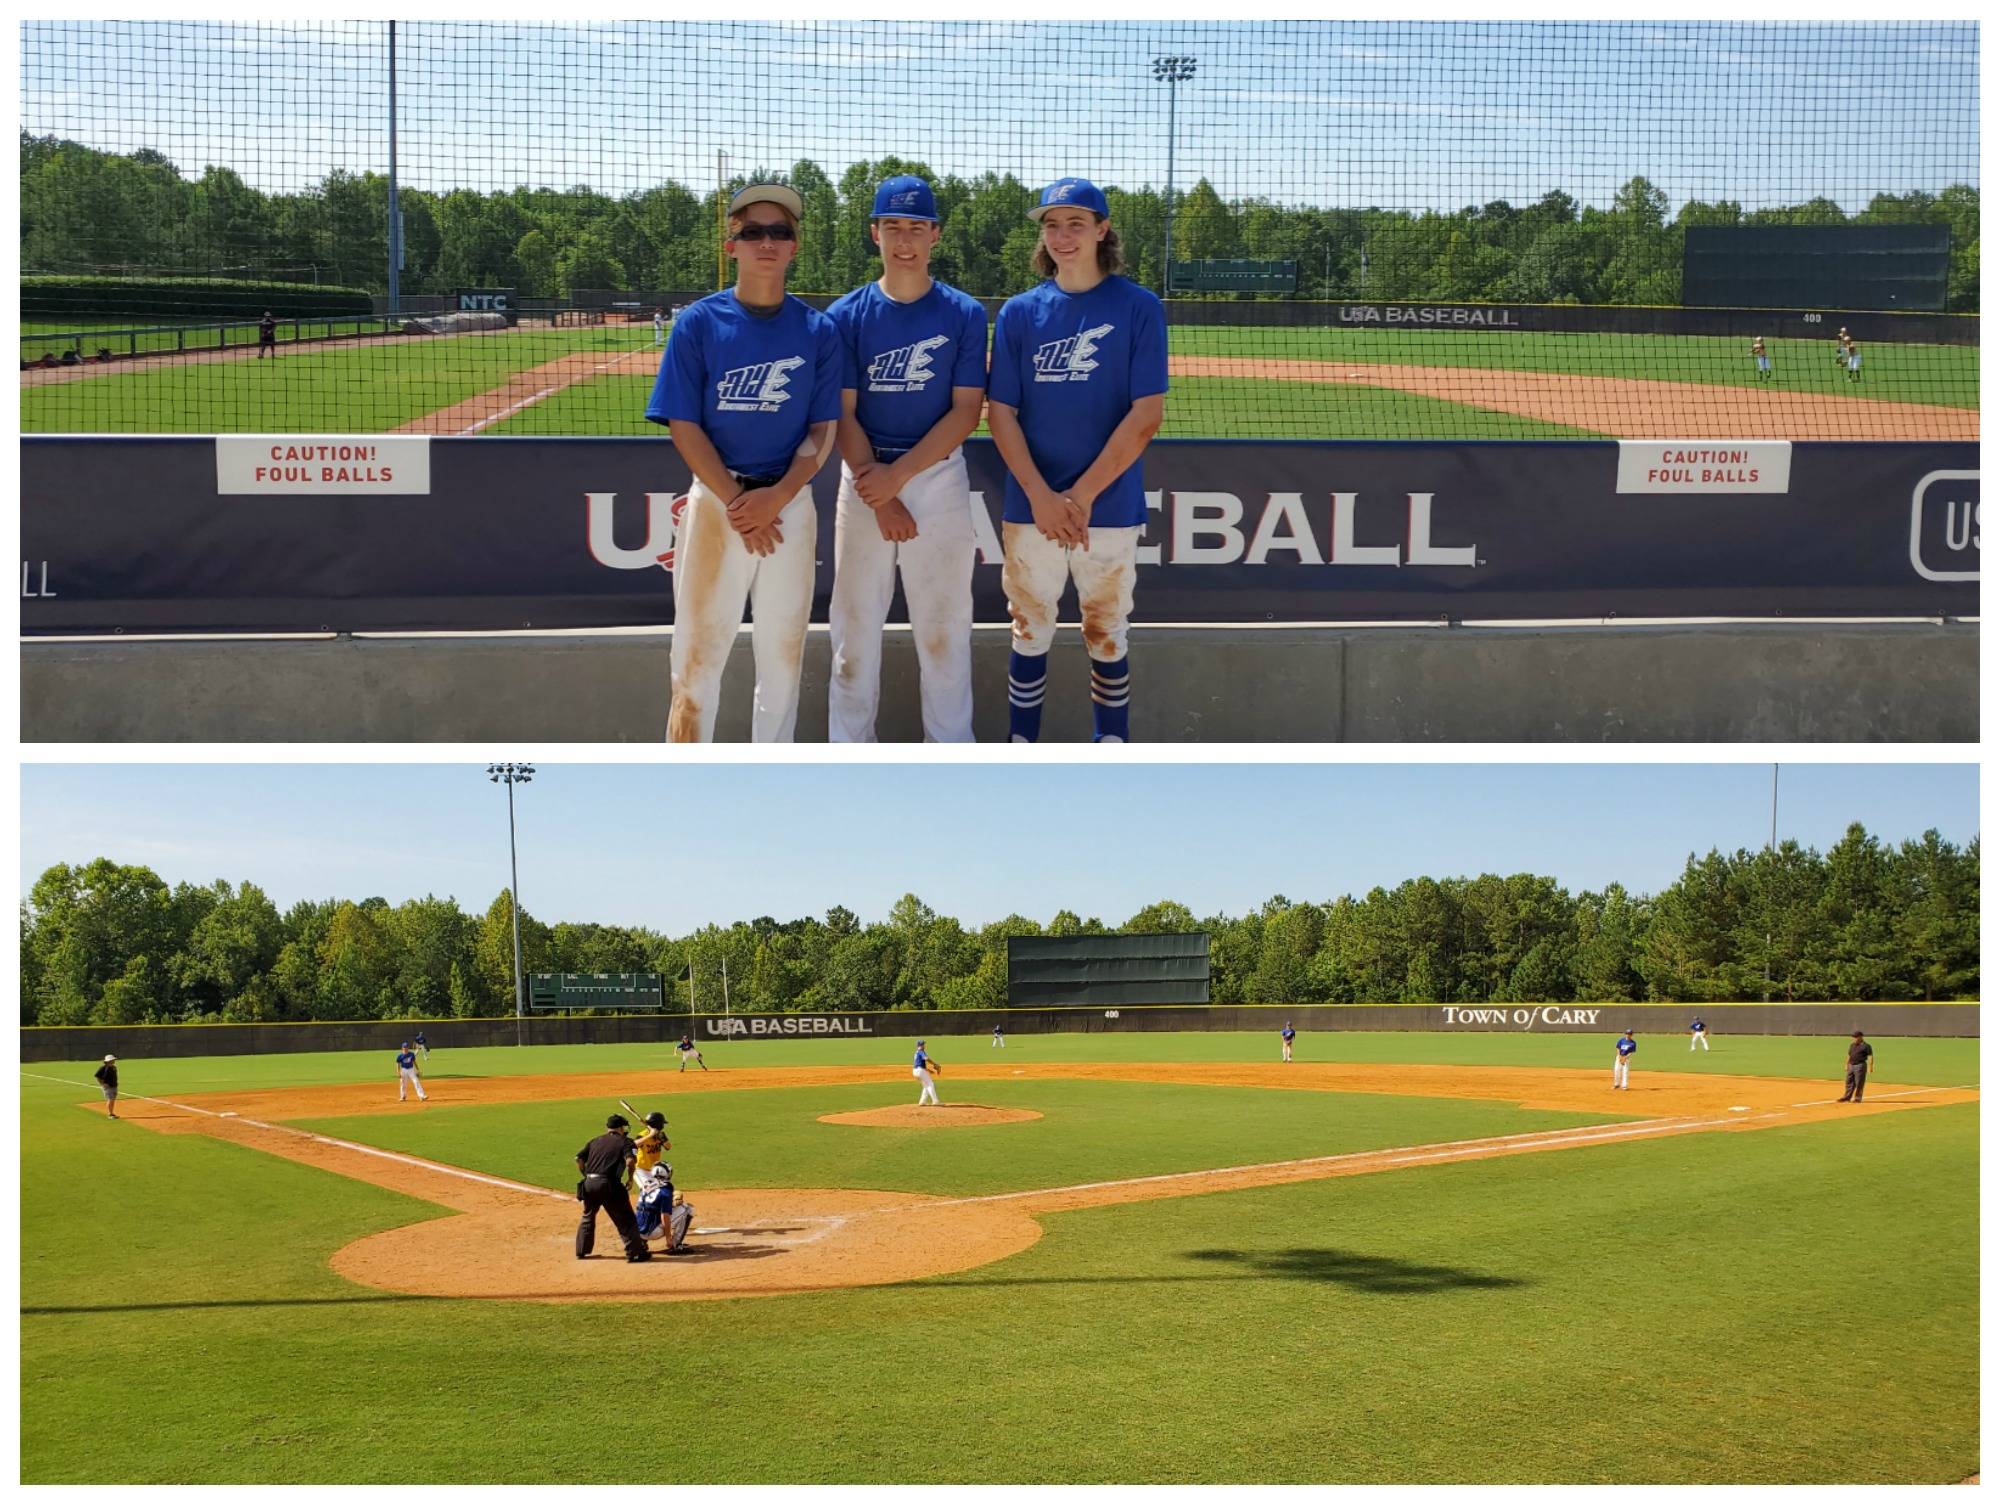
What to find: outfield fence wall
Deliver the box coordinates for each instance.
[598,290,1979,346]
[19,1002,1978,1062]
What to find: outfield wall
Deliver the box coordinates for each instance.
[19,1002,1977,1062]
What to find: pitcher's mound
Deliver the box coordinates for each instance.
[820,1103,1043,1129]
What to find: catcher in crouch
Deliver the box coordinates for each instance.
[635,1161,696,1255]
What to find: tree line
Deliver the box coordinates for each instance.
[19,133,1981,311]
[18,823,1976,1028]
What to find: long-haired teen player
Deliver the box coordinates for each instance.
[646,183,841,742]
[825,174,988,742]
[987,178,1167,743]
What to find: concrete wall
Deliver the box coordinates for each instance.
[22,621,1976,742]
[21,1002,1977,1062]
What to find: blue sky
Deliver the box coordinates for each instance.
[21,20,1978,212]
[18,763,1978,933]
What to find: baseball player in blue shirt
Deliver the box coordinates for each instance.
[913,1039,941,1106]
[988,177,1168,743]
[646,182,842,743]
[826,176,988,743]
[1688,1016,1710,1051]
[1613,1030,1637,1090]
[1281,1021,1296,1062]
[396,1042,427,1102]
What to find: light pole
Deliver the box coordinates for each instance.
[487,763,535,1044]
[1152,54,1198,298]
[1763,764,1778,1003]
[716,150,732,290]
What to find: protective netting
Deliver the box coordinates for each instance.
[20,20,1978,440]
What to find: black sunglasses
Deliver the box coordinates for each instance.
[733,223,796,242]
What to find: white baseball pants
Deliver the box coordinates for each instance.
[399,1066,427,1101]
[1000,522,1140,661]
[1612,1057,1630,1089]
[915,1066,940,1106]
[828,451,976,743]
[1690,1032,1709,1050]
[667,479,817,743]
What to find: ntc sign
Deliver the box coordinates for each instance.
[1909,470,1979,583]
[458,288,514,315]
[704,1016,877,1037]
[1440,1005,1605,1030]
[587,489,1480,573]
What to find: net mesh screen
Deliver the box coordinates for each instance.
[20,20,1979,440]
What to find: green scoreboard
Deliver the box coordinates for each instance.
[1169,259,1298,294]
[528,973,666,1011]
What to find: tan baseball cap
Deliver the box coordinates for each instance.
[104,1054,117,1062]
[728,183,804,221]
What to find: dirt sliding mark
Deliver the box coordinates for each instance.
[112,1064,1974,1305]
[1167,355,1979,441]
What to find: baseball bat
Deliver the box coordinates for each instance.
[618,1097,644,1121]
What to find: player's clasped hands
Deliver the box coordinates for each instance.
[874,498,919,542]
[850,460,902,510]
[726,485,790,555]
[1029,488,1090,548]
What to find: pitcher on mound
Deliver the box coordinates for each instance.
[647,182,842,742]
[987,176,1167,743]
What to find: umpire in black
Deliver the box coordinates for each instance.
[575,1114,652,1262]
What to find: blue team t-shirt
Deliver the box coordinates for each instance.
[396,1051,416,1070]
[1616,1037,1637,1057]
[914,1047,929,1069]
[645,290,843,477]
[987,275,1168,527]
[825,280,987,453]
[1690,1018,1706,1031]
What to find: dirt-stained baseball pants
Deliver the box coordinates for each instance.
[667,479,817,743]
[828,451,976,743]
[1001,522,1140,661]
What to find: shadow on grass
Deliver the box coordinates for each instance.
[912,1247,1529,1294]
[1184,1246,1528,1292]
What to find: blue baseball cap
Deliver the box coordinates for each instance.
[1029,177,1110,221]
[872,175,938,222]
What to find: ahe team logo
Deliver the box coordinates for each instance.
[867,335,948,393]
[1033,323,1112,382]
[715,357,804,412]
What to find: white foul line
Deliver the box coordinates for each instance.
[20,1070,569,1202]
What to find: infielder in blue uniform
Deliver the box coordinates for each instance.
[396,1042,427,1102]
[1281,1021,1296,1062]
[1688,1016,1709,1051]
[988,177,1167,743]
[825,176,988,742]
[1613,1029,1637,1090]
[647,182,842,743]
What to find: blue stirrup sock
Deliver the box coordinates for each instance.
[1090,655,1131,743]
[1008,650,1048,743]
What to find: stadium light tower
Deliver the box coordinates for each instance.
[487,762,535,1044]
[1152,54,1198,298]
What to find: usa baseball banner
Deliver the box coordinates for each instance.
[20,437,1977,633]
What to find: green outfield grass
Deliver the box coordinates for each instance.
[24,1024,1978,1091]
[1169,325,1983,410]
[22,318,1973,438]
[19,1029,1977,1484]
[18,323,656,434]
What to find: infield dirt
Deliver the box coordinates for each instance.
[103,1061,1972,1304]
